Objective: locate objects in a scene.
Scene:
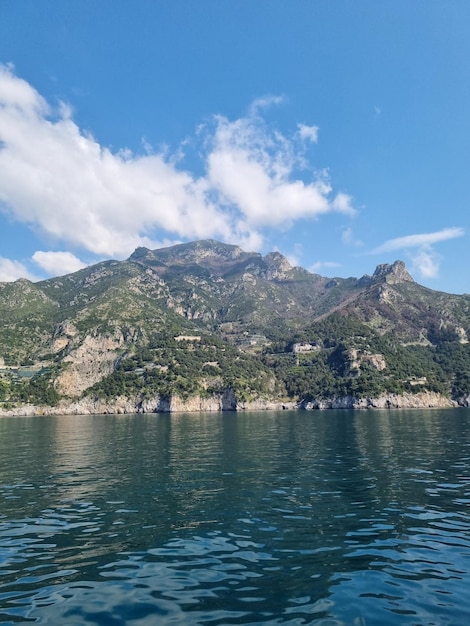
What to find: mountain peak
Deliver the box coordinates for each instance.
[184,239,247,261]
[128,240,259,277]
[129,240,248,263]
[129,246,153,261]
[264,251,293,272]
[372,260,414,285]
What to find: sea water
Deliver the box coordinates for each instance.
[0,409,469,625]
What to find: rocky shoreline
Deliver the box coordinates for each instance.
[1,390,467,417]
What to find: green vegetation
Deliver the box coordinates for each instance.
[262,313,470,401]
[86,333,275,402]
[0,369,60,406]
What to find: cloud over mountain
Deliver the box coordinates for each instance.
[0,65,354,267]
[371,228,465,279]
[0,257,36,282]
[32,251,87,277]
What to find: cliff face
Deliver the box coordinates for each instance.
[372,260,414,285]
[300,391,456,410]
[55,332,125,397]
[0,390,458,417]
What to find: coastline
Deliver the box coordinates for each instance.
[0,390,464,417]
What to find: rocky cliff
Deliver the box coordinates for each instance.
[0,390,458,417]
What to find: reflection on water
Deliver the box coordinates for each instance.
[0,409,470,624]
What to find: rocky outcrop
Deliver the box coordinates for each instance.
[0,389,238,416]
[50,320,78,353]
[299,391,456,410]
[262,251,293,280]
[373,260,414,285]
[344,348,387,374]
[55,332,125,397]
[456,394,470,407]
[237,398,297,411]
[137,388,237,413]
[1,390,460,417]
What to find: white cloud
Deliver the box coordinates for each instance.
[297,123,319,143]
[0,65,355,259]
[206,111,355,228]
[0,62,48,113]
[0,257,36,282]
[371,227,465,280]
[248,95,286,116]
[32,251,87,276]
[0,65,230,257]
[371,227,465,254]
[411,249,440,279]
[332,193,355,214]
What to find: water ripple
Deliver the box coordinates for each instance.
[1,410,470,624]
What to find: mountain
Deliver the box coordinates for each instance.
[1,239,470,413]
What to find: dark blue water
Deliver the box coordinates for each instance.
[1,409,470,625]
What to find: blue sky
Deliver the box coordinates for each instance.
[0,1,469,293]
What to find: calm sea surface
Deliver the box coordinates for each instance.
[1,409,470,625]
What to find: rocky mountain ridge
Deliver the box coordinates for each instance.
[1,239,469,414]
